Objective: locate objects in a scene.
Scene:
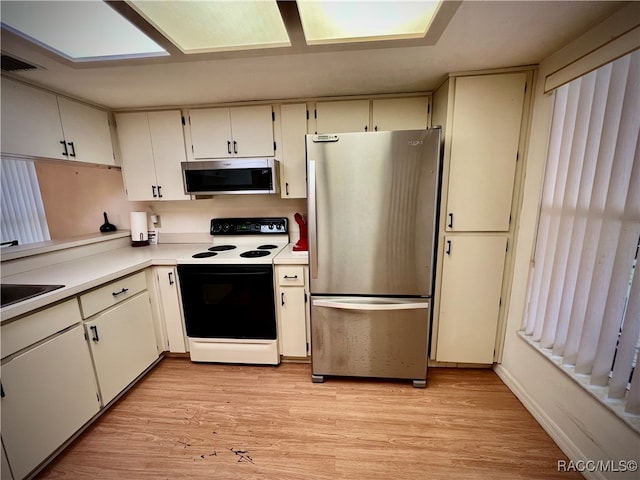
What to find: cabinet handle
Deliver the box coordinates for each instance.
[68,141,76,157]
[448,213,454,229]
[283,275,298,279]
[364,125,368,132]
[152,185,158,198]
[60,140,69,156]
[157,185,163,198]
[281,292,285,306]
[446,240,452,256]
[112,287,129,297]
[374,126,378,131]
[227,141,232,154]
[1,382,5,398]
[233,140,238,154]
[285,182,289,196]
[90,325,100,342]
[168,272,174,285]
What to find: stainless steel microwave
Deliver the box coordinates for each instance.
[181,158,280,195]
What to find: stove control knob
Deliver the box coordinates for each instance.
[222,223,230,232]
[211,223,222,233]
[269,223,274,230]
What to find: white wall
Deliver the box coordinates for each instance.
[496,4,640,479]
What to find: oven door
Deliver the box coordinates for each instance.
[177,265,276,340]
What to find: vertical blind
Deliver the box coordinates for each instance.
[523,49,639,417]
[0,158,50,245]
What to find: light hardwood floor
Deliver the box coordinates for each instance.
[36,358,580,480]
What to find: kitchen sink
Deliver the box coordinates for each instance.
[1,283,65,308]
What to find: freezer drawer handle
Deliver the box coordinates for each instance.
[313,299,429,311]
[112,287,129,297]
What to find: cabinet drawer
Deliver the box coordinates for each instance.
[1,299,82,359]
[80,271,146,318]
[277,266,305,286]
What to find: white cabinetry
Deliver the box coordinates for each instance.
[154,266,187,353]
[371,97,429,131]
[315,100,370,133]
[1,78,114,165]
[445,73,527,232]
[80,272,159,405]
[278,103,308,198]
[275,265,309,358]
[314,97,429,134]
[1,300,100,480]
[189,105,274,158]
[436,235,507,364]
[432,71,531,364]
[116,110,189,201]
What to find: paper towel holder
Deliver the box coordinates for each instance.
[130,211,150,247]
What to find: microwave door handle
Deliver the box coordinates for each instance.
[308,160,318,279]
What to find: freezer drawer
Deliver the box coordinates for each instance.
[310,296,429,387]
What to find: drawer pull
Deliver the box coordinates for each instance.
[112,288,129,297]
[90,325,100,342]
[283,275,298,279]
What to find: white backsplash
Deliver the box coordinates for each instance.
[140,196,307,242]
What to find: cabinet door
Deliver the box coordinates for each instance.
[0,78,66,160]
[315,100,370,134]
[372,97,428,131]
[148,111,190,200]
[277,285,308,357]
[1,325,100,480]
[155,266,187,353]
[189,108,232,158]
[57,97,115,166]
[85,292,158,405]
[229,105,274,157]
[116,112,158,201]
[279,103,308,198]
[436,235,507,364]
[446,73,526,231]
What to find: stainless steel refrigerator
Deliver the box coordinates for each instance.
[306,128,441,387]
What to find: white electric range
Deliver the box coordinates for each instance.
[176,218,289,365]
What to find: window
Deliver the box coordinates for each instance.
[1,158,51,246]
[522,50,639,428]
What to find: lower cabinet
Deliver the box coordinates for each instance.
[84,292,159,405]
[154,266,187,353]
[275,265,309,358]
[1,325,100,480]
[436,235,507,364]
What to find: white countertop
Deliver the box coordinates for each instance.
[1,242,308,322]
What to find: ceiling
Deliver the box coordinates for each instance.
[0,1,628,111]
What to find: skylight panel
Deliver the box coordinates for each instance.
[296,0,443,45]
[0,1,167,61]
[128,1,291,54]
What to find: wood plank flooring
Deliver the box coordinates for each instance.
[35,358,580,480]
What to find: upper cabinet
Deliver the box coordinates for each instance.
[1,78,115,166]
[188,105,274,159]
[371,97,429,131]
[444,73,527,232]
[116,110,189,201]
[314,97,430,133]
[315,100,370,133]
[278,103,308,198]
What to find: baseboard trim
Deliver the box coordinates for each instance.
[493,364,606,480]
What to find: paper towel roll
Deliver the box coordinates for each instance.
[130,212,148,242]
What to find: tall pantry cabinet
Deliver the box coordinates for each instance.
[432,70,533,364]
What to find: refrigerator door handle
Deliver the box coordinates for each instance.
[312,298,429,311]
[308,160,318,279]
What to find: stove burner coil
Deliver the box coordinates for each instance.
[240,250,271,258]
[208,245,237,252]
[257,244,278,250]
[192,251,219,258]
